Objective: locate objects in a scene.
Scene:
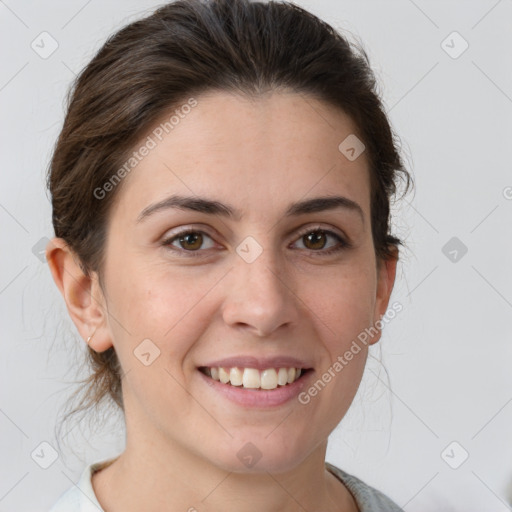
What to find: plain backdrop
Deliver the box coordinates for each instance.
[1,0,511,510]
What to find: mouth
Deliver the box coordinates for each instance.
[198,366,313,391]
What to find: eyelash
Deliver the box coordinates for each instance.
[161,226,351,258]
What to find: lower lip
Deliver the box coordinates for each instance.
[197,369,313,408]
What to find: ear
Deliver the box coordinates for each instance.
[45,237,113,352]
[368,246,398,346]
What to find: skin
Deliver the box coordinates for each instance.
[47,90,397,512]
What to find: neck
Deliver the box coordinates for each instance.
[91,402,358,512]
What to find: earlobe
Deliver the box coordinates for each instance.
[45,237,113,352]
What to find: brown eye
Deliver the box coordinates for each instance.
[162,229,216,256]
[302,231,328,250]
[178,232,203,250]
[292,228,349,256]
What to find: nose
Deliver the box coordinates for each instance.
[221,246,300,337]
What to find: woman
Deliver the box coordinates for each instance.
[46,0,411,510]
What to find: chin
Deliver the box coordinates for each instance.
[206,434,310,475]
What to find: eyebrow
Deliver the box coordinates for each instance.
[137,194,365,225]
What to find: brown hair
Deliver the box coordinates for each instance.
[47,0,411,438]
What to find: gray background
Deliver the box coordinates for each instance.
[1,0,511,510]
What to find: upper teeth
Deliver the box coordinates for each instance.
[204,367,302,390]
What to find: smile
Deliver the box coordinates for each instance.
[198,366,311,390]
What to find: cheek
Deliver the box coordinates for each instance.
[105,260,221,364]
[102,266,217,417]
[304,263,376,347]
[300,271,373,412]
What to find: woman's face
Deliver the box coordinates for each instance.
[94,90,396,472]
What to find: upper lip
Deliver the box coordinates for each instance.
[199,356,313,371]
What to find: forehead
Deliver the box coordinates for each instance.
[109,90,371,223]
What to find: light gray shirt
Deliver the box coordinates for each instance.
[326,462,404,511]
